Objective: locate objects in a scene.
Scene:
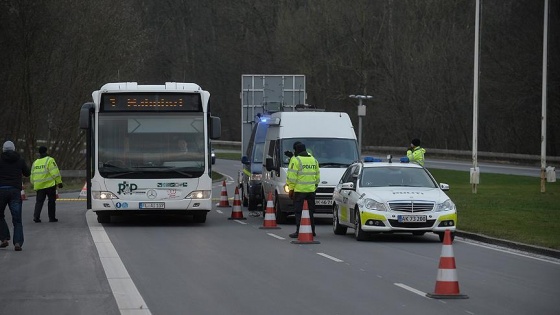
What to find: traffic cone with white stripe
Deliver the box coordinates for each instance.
[218,180,230,207]
[259,191,280,229]
[228,187,246,220]
[291,200,319,244]
[79,182,87,198]
[21,183,27,200]
[426,229,468,299]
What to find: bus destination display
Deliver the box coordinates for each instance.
[101,93,201,111]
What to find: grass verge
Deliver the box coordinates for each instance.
[429,169,560,250]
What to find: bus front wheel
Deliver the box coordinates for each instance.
[97,213,111,224]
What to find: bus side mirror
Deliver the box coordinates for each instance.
[209,116,221,140]
[241,156,250,165]
[79,102,95,129]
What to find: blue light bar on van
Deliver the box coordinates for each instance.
[400,157,410,163]
[363,156,382,162]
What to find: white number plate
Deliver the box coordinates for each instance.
[316,199,333,206]
[398,215,426,223]
[139,202,165,209]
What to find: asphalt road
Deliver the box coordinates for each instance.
[1,158,558,315]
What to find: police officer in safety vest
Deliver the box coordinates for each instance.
[406,138,426,166]
[287,142,320,238]
[31,146,63,222]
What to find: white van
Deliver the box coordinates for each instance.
[262,111,359,223]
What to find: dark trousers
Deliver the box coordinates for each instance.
[34,186,57,220]
[0,188,24,245]
[293,192,316,233]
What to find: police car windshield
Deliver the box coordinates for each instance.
[281,138,358,166]
[360,167,438,188]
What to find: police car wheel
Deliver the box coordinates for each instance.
[97,213,110,224]
[354,210,368,241]
[333,204,347,235]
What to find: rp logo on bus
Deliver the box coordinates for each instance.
[117,181,138,195]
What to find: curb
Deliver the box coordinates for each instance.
[456,230,560,259]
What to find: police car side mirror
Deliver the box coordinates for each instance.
[341,182,354,190]
[439,183,450,191]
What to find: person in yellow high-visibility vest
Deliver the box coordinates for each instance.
[30,146,63,223]
[286,142,320,238]
[406,138,426,166]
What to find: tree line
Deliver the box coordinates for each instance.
[0,0,558,170]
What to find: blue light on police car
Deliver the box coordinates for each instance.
[363,156,382,163]
[400,157,410,163]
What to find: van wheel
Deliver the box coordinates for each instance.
[275,196,288,224]
[354,210,368,241]
[333,204,347,235]
[97,213,110,224]
[241,187,248,207]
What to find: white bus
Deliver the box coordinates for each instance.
[79,82,221,223]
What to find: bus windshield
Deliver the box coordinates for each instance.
[98,113,206,178]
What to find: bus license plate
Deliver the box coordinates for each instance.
[139,202,165,209]
[398,215,426,223]
[316,199,333,206]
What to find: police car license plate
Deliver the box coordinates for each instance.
[398,215,426,223]
[316,199,333,206]
[139,202,165,209]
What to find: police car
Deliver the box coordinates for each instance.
[332,156,457,242]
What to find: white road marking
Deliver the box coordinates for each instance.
[234,220,248,225]
[317,253,344,263]
[394,283,428,298]
[215,210,224,214]
[458,239,560,265]
[86,210,151,315]
[267,233,285,240]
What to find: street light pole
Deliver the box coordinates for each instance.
[349,94,372,157]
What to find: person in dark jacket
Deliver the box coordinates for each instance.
[0,141,31,251]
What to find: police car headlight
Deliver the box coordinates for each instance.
[250,174,262,181]
[186,190,211,199]
[361,198,387,211]
[436,199,456,212]
[92,191,119,200]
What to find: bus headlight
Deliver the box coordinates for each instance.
[283,184,290,193]
[92,191,119,200]
[186,190,211,199]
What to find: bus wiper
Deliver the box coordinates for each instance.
[106,172,137,178]
[169,169,195,177]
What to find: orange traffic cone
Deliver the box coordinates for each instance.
[228,187,246,220]
[426,230,468,299]
[21,182,27,200]
[79,182,87,198]
[259,192,280,229]
[291,200,319,244]
[218,180,230,207]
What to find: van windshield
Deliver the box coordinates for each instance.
[281,138,359,167]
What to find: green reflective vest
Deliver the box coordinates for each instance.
[31,156,62,190]
[407,146,426,166]
[287,155,320,192]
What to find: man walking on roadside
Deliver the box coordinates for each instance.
[31,146,63,223]
[0,140,31,251]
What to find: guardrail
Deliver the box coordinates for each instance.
[211,140,560,164]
